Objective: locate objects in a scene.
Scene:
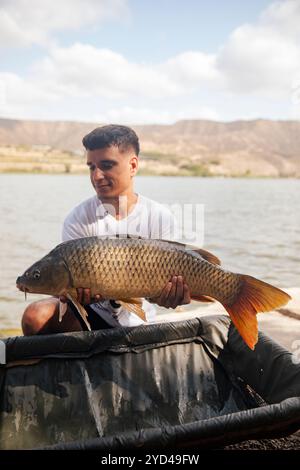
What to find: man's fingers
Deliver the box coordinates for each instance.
[76,288,102,304]
[83,288,91,305]
[181,283,191,305]
[168,276,180,309]
[167,276,191,308]
[175,276,184,302]
[144,276,192,309]
[169,276,177,297]
[77,288,91,304]
[160,276,181,309]
[157,281,173,307]
[77,288,83,303]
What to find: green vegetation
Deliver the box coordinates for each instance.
[141,151,171,160]
[136,167,156,176]
[140,151,179,164]
[180,163,212,177]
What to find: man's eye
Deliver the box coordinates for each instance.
[101,163,113,170]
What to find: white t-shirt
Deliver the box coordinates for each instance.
[62,194,178,327]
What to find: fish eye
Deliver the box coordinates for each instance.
[33,270,40,279]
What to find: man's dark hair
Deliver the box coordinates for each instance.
[82,124,140,156]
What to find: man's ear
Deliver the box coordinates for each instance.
[130,156,138,176]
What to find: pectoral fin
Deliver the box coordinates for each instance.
[66,293,91,331]
[59,300,68,322]
[191,294,215,303]
[118,298,146,321]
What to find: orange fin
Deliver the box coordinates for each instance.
[191,248,221,266]
[192,295,215,303]
[118,298,146,321]
[224,275,291,350]
[59,300,68,322]
[66,293,91,331]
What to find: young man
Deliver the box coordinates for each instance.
[21,125,191,335]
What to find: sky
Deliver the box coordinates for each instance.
[0,0,299,124]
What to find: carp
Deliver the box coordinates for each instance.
[16,235,291,349]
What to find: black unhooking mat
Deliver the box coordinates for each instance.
[0,314,299,450]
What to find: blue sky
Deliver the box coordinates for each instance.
[0,0,299,124]
[57,0,272,59]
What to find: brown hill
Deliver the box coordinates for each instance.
[0,118,299,176]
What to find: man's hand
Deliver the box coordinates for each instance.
[59,288,103,305]
[149,275,191,309]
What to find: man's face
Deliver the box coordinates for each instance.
[86,145,138,199]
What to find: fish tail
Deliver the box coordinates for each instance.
[223,274,291,350]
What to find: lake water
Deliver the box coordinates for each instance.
[0,174,299,328]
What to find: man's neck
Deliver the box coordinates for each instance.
[100,192,138,220]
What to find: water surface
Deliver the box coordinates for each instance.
[0,174,299,328]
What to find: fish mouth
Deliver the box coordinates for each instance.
[16,280,30,300]
[16,277,30,292]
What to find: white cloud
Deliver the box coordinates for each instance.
[0,0,299,123]
[0,0,129,47]
[217,0,300,96]
[32,44,181,99]
[260,0,300,39]
[0,72,58,118]
[163,51,220,89]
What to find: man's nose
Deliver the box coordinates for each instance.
[93,167,104,179]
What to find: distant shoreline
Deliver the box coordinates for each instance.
[0,169,298,178]
[0,145,298,178]
[1,118,300,177]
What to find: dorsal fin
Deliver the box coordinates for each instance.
[190,247,221,265]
